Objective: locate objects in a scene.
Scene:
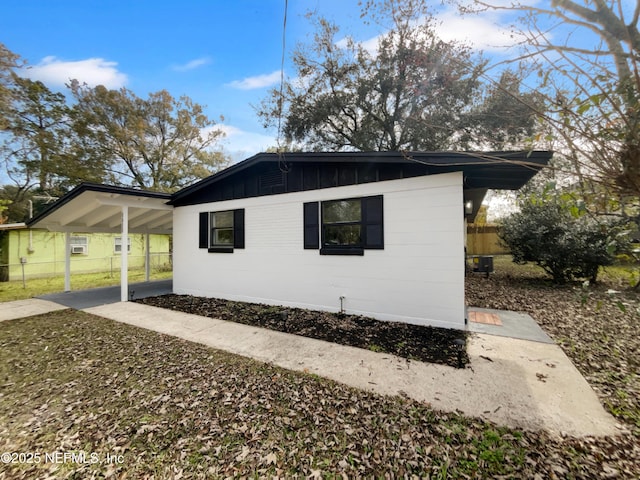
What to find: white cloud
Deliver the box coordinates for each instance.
[212,124,242,137]
[457,0,543,9]
[214,124,277,161]
[25,56,128,88]
[432,9,519,53]
[172,57,211,72]
[337,7,520,56]
[336,35,378,55]
[226,70,281,90]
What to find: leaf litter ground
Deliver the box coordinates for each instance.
[0,262,638,477]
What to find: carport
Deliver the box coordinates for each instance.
[27,183,173,302]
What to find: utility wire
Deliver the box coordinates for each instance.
[277,0,290,173]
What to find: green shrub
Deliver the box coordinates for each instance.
[499,188,624,283]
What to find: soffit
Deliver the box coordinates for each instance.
[27,185,172,235]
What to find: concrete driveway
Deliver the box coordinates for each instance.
[36,279,172,309]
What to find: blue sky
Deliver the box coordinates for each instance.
[1,1,537,162]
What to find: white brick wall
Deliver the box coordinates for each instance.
[173,171,465,329]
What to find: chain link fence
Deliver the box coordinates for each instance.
[0,253,172,283]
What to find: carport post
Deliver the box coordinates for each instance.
[64,231,71,292]
[145,233,150,281]
[121,206,129,302]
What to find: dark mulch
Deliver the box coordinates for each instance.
[136,294,469,368]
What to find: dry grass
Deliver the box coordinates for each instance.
[0,269,172,303]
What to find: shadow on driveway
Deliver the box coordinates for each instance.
[38,279,172,310]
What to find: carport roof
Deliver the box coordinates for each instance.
[27,183,172,234]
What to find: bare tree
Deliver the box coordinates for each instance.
[460,1,640,200]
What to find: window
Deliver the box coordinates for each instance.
[198,209,245,253]
[304,195,384,255]
[322,199,362,247]
[114,236,131,254]
[210,211,234,247]
[70,235,88,255]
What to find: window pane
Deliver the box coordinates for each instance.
[324,225,361,246]
[213,228,233,245]
[114,237,131,252]
[323,199,361,223]
[212,211,233,228]
[70,236,88,246]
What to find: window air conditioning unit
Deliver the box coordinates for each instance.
[71,245,87,255]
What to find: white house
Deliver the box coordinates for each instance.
[28,151,551,329]
[168,151,551,329]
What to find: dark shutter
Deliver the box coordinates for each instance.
[233,209,245,249]
[362,195,384,249]
[303,202,320,249]
[198,212,208,248]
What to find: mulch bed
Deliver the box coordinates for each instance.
[136,294,469,368]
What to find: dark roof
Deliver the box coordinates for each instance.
[25,151,551,231]
[169,151,552,207]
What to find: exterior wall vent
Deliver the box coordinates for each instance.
[260,169,284,189]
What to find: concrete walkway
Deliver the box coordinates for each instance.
[0,298,68,322]
[0,295,622,437]
[83,301,620,437]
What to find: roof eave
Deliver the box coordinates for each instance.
[169,150,552,205]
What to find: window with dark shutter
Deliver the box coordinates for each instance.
[303,202,320,249]
[203,208,245,253]
[308,195,384,255]
[362,195,384,249]
[233,209,245,249]
[199,212,208,248]
[321,198,363,255]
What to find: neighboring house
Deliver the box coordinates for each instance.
[28,151,551,329]
[0,223,171,282]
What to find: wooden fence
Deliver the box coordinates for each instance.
[466,224,509,255]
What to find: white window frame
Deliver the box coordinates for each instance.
[114,236,131,254]
[70,235,89,255]
[209,210,234,248]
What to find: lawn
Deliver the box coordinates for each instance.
[0,259,638,478]
[0,269,172,303]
